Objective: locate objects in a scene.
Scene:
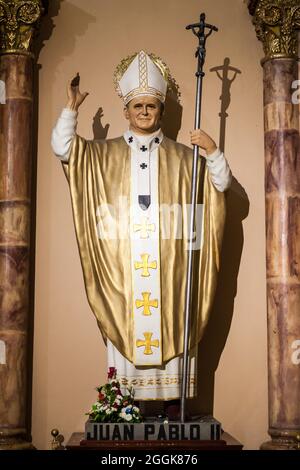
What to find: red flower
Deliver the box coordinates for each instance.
[107,367,117,380]
[98,392,105,401]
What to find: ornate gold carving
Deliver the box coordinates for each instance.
[251,0,300,62]
[0,0,44,55]
[248,0,259,16]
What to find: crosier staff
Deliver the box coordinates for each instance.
[180,13,218,423]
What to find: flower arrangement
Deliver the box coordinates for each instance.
[86,367,143,423]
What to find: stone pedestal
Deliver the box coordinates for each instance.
[66,431,243,451]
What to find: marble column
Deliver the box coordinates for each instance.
[248,0,300,450]
[0,0,45,449]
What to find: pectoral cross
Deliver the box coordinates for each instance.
[134,254,157,277]
[136,332,159,355]
[135,292,158,316]
[133,218,155,239]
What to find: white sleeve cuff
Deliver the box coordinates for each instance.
[204,149,232,192]
[205,147,222,162]
[61,107,78,119]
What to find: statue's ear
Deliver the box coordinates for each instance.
[124,106,129,120]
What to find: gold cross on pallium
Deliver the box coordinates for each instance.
[136,332,159,355]
[135,292,158,316]
[133,218,156,239]
[134,254,157,277]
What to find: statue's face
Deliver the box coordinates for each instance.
[124,96,162,134]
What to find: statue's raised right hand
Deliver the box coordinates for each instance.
[66,73,89,111]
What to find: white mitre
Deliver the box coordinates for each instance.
[115,50,168,105]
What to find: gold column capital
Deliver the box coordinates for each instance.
[0,0,45,56]
[248,0,300,63]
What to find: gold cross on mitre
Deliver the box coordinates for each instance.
[134,253,157,277]
[133,218,156,239]
[135,292,158,316]
[136,332,159,355]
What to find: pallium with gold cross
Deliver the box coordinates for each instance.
[135,292,158,316]
[136,332,160,355]
[129,134,162,366]
[133,217,156,239]
[134,253,157,277]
